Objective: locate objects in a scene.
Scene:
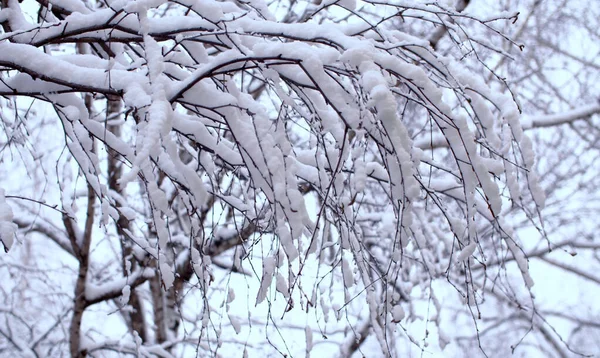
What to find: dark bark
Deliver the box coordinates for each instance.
[67,182,95,358]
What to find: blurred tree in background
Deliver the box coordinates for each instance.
[0,0,598,357]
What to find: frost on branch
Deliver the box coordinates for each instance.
[0,0,546,355]
[0,189,17,253]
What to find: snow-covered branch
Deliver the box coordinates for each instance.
[523,102,600,129]
[85,267,156,306]
[1,0,579,356]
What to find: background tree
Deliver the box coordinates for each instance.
[0,0,598,357]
